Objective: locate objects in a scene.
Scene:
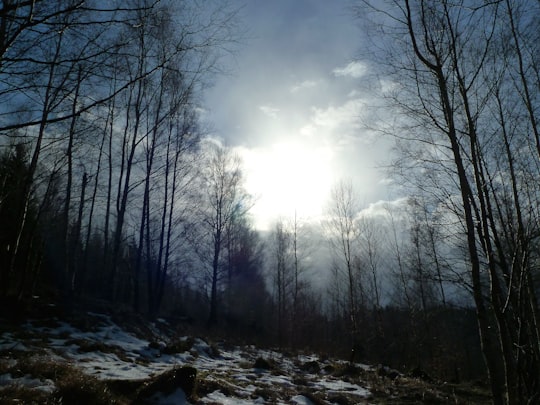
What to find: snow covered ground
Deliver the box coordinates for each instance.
[0,311,491,404]
[0,312,373,404]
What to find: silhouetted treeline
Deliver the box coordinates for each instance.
[0,137,485,383]
[0,0,242,319]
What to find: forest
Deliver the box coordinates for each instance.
[1,1,539,404]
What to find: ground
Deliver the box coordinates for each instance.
[0,308,491,404]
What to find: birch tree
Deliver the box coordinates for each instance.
[194,141,250,327]
[356,0,540,402]
[326,180,362,343]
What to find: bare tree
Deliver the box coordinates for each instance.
[356,0,540,402]
[0,1,155,301]
[288,212,314,345]
[269,219,293,346]
[193,141,250,327]
[223,212,266,334]
[356,215,383,311]
[325,180,363,347]
[266,213,315,347]
[0,0,242,306]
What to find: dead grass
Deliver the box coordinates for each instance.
[53,372,119,405]
[315,360,492,405]
[0,355,131,405]
[1,312,493,405]
[162,336,195,355]
[59,337,134,364]
[11,356,73,381]
[0,384,52,404]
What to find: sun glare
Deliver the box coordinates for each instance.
[239,141,334,230]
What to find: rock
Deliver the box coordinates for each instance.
[327,392,354,405]
[162,337,194,355]
[323,364,335,374]
[376,364,401,380]
[138,366,197,400]
[253,357,273,370]
[299,391,329,405]
[337,363,361,377]
[410,366,432,382]
[148,340,163,350]
[301,360,321,374]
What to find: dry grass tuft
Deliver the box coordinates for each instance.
[53,371,118,405]
[162,336,195,355]
[0,355,130,405]
[0,384,52,404]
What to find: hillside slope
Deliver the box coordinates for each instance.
[0,311,491,404]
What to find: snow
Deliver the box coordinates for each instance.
[202,390,265,404]
[0,335,29,351]
[0,313,373,403]
[315,378,371,397]
[290,395,316,405]
[147,388,189,405]
[0,373,56,393]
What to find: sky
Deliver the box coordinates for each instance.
[204,0,394,230]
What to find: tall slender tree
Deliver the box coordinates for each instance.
[356,1,540,402]
[326,180,361,337]
[193,141,250,326]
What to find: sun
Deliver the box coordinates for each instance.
[238,141,334,230]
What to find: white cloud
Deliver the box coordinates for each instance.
[290,80,317,93]
[333,61,367,79]
[359,197,411,219]
[294,99,369,149]
[311,98,364,131]
[259,105,280,119]
[379,78,398,94]
[378,177,395,186]
[300,124,316,137]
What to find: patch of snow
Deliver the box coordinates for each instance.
[296,354,319,363]
[241,383,258,394]
[315,378,370,397]
[0,334,29,351]
[147,387,189,405]
[290,395,315,405]
[0,373,14,386]
[86,312,110,320]
[1,315,374,403]
[202,390,265,404]
[190,338,214,358]
[258,374,295,388]
[231,374,255,385]
[0,373,56,393]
